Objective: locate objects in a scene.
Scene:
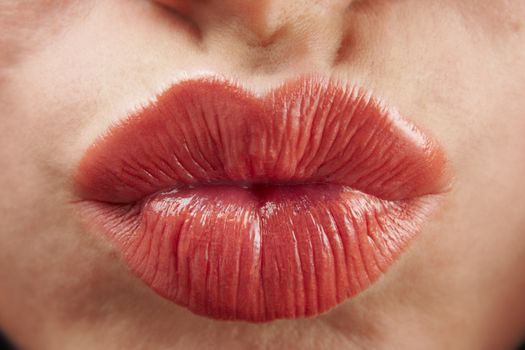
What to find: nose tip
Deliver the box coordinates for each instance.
[192,0,352,73]
[213,0,296,41]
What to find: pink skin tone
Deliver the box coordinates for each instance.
[1,1,525,349]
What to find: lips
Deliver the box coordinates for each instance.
[75,76,448,322]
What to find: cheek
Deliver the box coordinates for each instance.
[0,0,205,217]
[0,1,91,68]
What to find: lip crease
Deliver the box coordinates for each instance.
[74,76,449,322]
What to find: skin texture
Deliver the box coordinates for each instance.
[0,0,524,349]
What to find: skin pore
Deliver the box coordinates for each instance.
[1,0,525,349]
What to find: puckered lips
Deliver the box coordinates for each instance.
[74,76,449,322]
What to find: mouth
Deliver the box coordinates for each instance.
[74,76,449,322]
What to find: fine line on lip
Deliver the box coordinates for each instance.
[74,75,449,322]
[76,76,447,204]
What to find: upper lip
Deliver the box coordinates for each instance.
[75,76,448,204]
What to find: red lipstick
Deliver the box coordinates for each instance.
[75,76,448,322]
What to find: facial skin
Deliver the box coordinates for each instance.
[1,0,525,349]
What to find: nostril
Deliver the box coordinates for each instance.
[150,0,202,39]
[152,0,192,16]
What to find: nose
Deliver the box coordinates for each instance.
[192,0,353,72]
[202,0,350,42]
[154,0,353,73]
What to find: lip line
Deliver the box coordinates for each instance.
[76,180,446,209]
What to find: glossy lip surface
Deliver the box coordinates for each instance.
[75,76,448,322]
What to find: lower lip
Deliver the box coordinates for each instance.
[75,77,447,322]
[79,184,440,322]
